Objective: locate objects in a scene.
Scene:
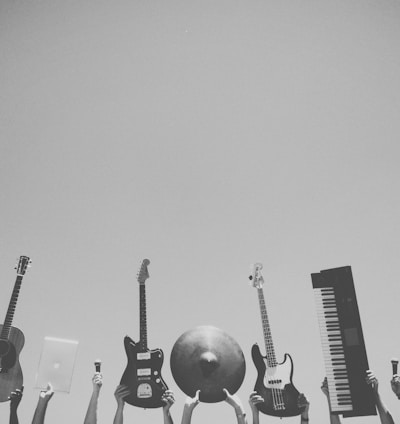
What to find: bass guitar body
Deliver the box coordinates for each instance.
[0,325,24,402]
[120,336,168,408]
[251,343,303,417]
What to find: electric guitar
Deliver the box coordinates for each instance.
[0,256,31,402]
[249,263,304,417]
[120,259,168,408]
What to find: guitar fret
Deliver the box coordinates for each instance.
[139,284,148,350]
[257,288,277,366]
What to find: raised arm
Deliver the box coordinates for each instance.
[391,374,400,400]
[320,378,341,424]
[9,387,23,424]
[298,393,310,424]
[181,390,200,424]
[83,372,103,424]
[248,392,263,424]
[162,390,175,424]
[366,370,395,424]
[113,385,131,424]
[223,389,247,424]
[32,383,54,424]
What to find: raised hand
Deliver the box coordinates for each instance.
[320,377,330,398]
[248,391,264,411]
[92,372,103,392]
[161,390,175,411]
[9,387,23,411]
[39,383,54,403]
[366,370,379,393]
[390,374,400,399]
[223,388,244,410]
[184,390,200,412]
[114,385,131,407]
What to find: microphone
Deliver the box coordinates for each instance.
[94,359,102,373]
[391,358,398,376]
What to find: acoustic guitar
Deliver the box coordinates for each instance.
[249,263,304,417]
[0,256,31,402]
[120,259,168,408]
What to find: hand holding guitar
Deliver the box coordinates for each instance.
[298,393,309,423]
[161,390,175,424]
[9,387,23,411]
[113,385,131,424]
[9,387,23,424]
[161,390,175,411]
[249,392,264,424]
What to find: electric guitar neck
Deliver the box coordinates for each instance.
[120,259,168,408]
[249,263,304,417]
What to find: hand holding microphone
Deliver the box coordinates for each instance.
[390,358,400,399]
[93,359,103,391]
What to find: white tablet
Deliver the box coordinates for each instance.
[35,337,79,393]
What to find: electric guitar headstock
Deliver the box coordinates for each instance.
[137,259,150,285]
[249,263,264,289]
[15,256,32,276]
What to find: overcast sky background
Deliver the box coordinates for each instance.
[1,1,400,423]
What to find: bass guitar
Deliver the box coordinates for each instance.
[120,259,168,408]
[249,263,303,417]
[0,256,31,402]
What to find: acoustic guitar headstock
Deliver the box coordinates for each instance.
[137,259,150,285]
[15,256,32,276]
[249,263,264,289]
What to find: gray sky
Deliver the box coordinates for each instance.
[1,1,400,423]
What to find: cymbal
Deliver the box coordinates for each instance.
[170,325,246,403]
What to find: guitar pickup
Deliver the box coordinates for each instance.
[137,352,151,360]
[137,368,151,376]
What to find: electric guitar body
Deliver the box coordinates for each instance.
[120,259,168,408]
[249,263,304,417]
[121,336,167,408]
[0,256,31,402]
[251,344,302,417]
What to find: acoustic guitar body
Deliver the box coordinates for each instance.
[251,343,303,417]
[120,336,168,408]
[0,325,24,402]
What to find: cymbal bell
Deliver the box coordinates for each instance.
[170,325,246,403]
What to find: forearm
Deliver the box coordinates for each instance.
[250,408,259,424]
[163,408,174,424]
[10,409,19,424]
[234,406,247,424]
[32,400,49,424]
[374,393,395,424]
[181,407,194,424]
[300,407,309,424]
[113,404,124,424]
[329,413,342,424]
[84,392,99,424]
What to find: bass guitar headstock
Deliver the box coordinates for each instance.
[249,263,264,289]
[15,256,32,276]
[137,259,150,285]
